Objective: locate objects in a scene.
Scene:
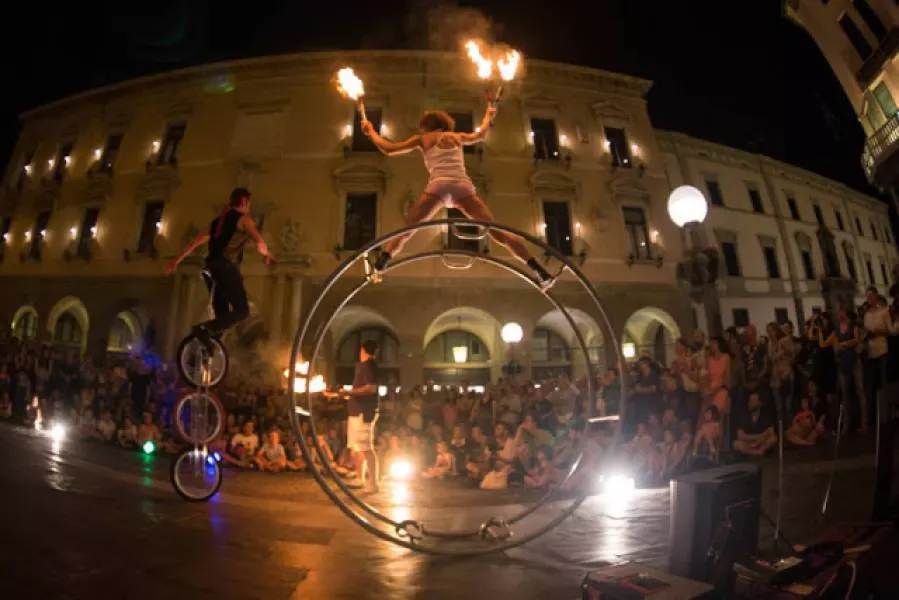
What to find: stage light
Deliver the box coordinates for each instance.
[600,473,635,498]
[50,423,67,442]
[378,385,388,397]
[389,459,414,481]
[206,455,216,466]
[213,452,222,462]
[142,440,156,454]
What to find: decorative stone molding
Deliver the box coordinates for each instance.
[277,218,311,264]
[609,173,650,207]
[78,175,114,208]
[529,170,578,198]
[591,99,632,123]
[161,100,194,121]
[333,162,391,194]
[135,167,180,203]
[34,182,60,213]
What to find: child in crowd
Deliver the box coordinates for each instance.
[96,410,117,442]
[787,396,825,446]
[422,440,455,479]
[117,416,138,449]
[255,431,288,472]
[524,446,559,489]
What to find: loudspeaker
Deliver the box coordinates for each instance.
[582,564,716,599]
[669,463,761,584]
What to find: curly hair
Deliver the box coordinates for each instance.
[419,111,455,132]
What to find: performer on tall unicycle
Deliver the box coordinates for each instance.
[360,106,553,286]
[165,187,276,351]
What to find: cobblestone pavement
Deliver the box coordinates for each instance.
[0,425,884,599]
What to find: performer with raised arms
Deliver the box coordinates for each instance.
[360,106,553,286]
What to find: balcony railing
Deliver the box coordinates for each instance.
[862,111,899,180]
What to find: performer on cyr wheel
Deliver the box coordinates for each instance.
[165,187,276,352]
[360,105,553,286]
[324,340,380,493]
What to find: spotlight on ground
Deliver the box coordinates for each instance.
[599,472,635,499]
[142,440,156,455]
[50,423,67,443]
[389,459,414,481]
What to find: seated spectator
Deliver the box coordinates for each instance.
[422,441,454,479]
[325,422,343,459]
[96,410,116,442]
[659,428,688,480]
[117,416,138,449]
[787,395,825,446]
[465,427,493,482]
[693,405,721,463]
[230,420,260,466]
[733,393,778,457]
[255,431,288,472]
[157,417,181,453]
[552,422,583,470]
[525,446,559,489]
[647,413,662,442]
[77,408,97,438]
[514,413,554,469]
[0,392,11,420]
[661,407,677,431]
[137,412,161,446]
[282,431,307,472]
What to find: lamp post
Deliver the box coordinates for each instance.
[667,185,723,338]
[500,322,524,377]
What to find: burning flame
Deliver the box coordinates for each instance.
[497,50,521,82]
[285,361,325,394]
[465,40,494,80]
[336,67,365,100]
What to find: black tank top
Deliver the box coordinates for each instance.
[207,209,251,263]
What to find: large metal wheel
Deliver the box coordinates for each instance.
[287,218,627,556]
[172,390,225,445]
[171,446,223,502]
[176,334,229,389]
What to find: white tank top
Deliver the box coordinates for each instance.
[422,133,470,183]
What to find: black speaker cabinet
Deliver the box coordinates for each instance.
[669,463,761,584]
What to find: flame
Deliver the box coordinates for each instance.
[336,67,365,100]
[294,374,326,395]
[465,40,494,80]
[497,49,521,82]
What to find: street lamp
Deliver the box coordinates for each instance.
[452,345,468,363]
[667,185,723,338]
[501,322,524,376]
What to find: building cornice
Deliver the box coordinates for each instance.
[656,130,888,216]
[20,51,652,123]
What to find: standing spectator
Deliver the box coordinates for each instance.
[823,307,863,432]
[741,325,769,399]
[812,313,838,422]
[550,373,578,425]
[862,287,895,430]
[704,337,731,417]
[595,368,621,418]
[628,357,660,437]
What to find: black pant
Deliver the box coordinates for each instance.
[202,257,250,334]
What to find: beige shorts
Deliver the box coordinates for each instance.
[347,413,377,452]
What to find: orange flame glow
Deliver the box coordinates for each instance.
[465,40,494,80]
[497,50,521,82]
[336,67,365,100]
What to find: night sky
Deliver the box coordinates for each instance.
[1,0,876,198]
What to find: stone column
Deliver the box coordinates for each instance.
[287,276,303,347]
[163,273,182,359]
[269,274,286,346]
[178,276,200,344]
[398,335,423,388]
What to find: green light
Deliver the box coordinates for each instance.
[142,440,156,454]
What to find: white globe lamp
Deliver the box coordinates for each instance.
[667,185,708,228]
[501,322,524,344]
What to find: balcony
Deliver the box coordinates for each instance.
[862,112,899,183]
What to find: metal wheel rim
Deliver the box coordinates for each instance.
[172,448,222,500]
[179,337,227,388]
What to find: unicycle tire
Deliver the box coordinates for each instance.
[176,333,229,389]
[172,390,225,445]
[171,446,223,502]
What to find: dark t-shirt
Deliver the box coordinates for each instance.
[740,409,773,437]
[347,359,378,421]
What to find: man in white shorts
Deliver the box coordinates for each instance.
[327,340,380,493]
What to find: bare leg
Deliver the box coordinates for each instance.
[381,193,446,258]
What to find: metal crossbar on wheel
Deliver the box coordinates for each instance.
[287,218,628,556]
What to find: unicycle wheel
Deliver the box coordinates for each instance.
[173,390,225,445]
[177,334,228,388]
[171,446,223,502]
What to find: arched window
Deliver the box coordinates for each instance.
[532,328,570,363]
[335,327,399,385]
[424,330,489,364]
[12,308,38,340]
[107,317,134,353]
[53,312,83,346]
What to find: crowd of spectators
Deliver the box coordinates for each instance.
[1,283,896,493]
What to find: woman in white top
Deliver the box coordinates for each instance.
[360,107,552,285]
